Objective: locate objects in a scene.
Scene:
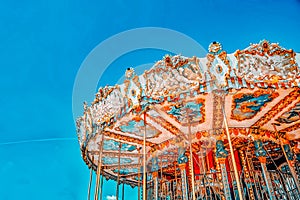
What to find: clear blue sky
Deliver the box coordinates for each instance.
[0,0,299,199]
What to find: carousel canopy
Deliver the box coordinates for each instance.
[76,40,300,187]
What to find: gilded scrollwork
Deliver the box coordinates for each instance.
[235,40,299,84]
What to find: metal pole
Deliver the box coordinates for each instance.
[200,142,208,200]
[160,154,163,198]
[100,175,103,200]
[87,167,93,200]
[138,151,141,200]
[175,164,178,198]
[95,132,105,200]
[153,172,159,200]
[273,124,300,194]
[116,143,122,200]
[219,158,232,200]
[222,105,244,200]
[187,113,196,200]
[281,143,300,193]
[239,149,255,200]
[122,182,125,200]
[259,158,276,200]
[179,164,189,200]
[199,145,206,175]
[143,112,147,200]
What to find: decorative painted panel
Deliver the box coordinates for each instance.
[117,118,161,139]
[162,99,205,124]
[231,90,279,121]
[276,103,300,124]
[103,139,137,152]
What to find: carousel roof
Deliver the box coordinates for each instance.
[76,40,300,186]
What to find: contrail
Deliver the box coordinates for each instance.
[0,137,77,146]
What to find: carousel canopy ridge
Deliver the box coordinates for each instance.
[76,40,300,187]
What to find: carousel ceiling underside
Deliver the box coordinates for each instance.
[76,40,300,186]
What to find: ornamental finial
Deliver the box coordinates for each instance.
[208,41,222,55]
[125,67,135,79]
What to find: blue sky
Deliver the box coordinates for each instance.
[0,0,300,199]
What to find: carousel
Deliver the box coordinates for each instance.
[76,40,300,200]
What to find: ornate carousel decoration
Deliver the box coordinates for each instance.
[76,40,300,200]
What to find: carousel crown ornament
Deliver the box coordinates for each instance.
[76,40,300,200]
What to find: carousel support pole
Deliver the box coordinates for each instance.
[116,143,122,200]
[222,106,244,200]
[239,150,255,200]
[122,182,125,200]
[87,167,93,200]
[116,181,119,200]
[296,154,300,196]
[95,132,105,200]
[198,142,208,199]
[273,124,300,193]
[254,139,276,200]
[178,145,189,200]
[153,172,159,200]
[216,140,232,200]
[246,155,263,200]
[189,146,196,200]
[187,112,196,200]
[100,175,103,200]
[159,155,163,197]
[179,163,189,200]
[143,112,147,200]
[199,144,206,175]
[260,159,276,199]
[138,180,140,200]
[282,143,300,193]
[151,154,159,200]
[175,163,178,198]
[177,142,189,200]
[138,153,141,200]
